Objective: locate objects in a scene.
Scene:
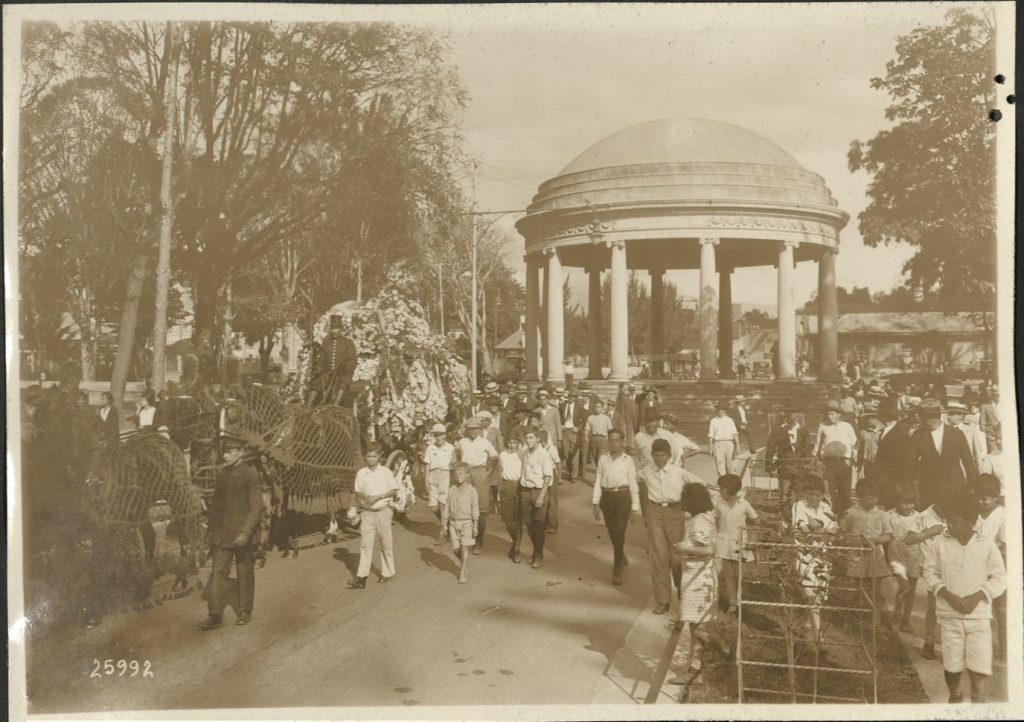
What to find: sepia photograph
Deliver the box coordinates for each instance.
[5,2,1019,719]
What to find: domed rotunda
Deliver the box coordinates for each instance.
[515,116,849,382]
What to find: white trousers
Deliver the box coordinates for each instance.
[357,507,395,578]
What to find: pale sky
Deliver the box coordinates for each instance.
[424,2,982,309]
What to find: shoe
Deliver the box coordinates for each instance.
[472,547,482,555]
[254,557,266,569]
[948,691,963,703]
[511,550,521,564]
[666,674,687,685]
[378,575,393,584]
[236,612,252,625]
[653,603,670,615]
[281,550,290,558]
[726,605,738,615]
[531,557,543,569]
[83,615,102,628]
[546,528,557,534]
[197,615,222,631]
[612,568,623,586]
[289,549,299,559]
[920,643,935,660]
[348,577,367,589]
[898,619,912,633]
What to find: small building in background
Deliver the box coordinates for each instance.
[798,312,991,377]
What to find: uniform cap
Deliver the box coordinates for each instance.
[430,423,447,434]
[464,418,482,429]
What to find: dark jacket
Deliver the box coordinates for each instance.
[98,404,121,442]
[765,422,813,477]
[873,419,915,489]
[209,460,263,547]
[559,398,590,432]
[909,424,977,507]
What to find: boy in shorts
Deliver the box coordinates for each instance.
[921,490,1006,703]
[448,462,480,584]
[423,422,455,543]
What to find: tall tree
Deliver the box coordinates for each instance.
[848,7,996,307]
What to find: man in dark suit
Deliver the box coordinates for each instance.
[872,397,915,507]
[198,433,263,630]
[765,405,813,519]
[908,398,977,510]
[559,388,589,482]
[307,315,358,407]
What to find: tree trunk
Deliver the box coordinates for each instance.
[220,277,233,386]
[192,272,221,386]
[258,335,275,376]
[110,252,151,404]
[150,20,181,393]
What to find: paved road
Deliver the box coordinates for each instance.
[26,463,667,714]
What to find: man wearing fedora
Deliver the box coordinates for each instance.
[198,433,263,630]
[813,399,858,516]
[946,401,988,471]
[559,387,588,482]
[766,404,813,519]
[873,396,915,507]
[908,398,977,510]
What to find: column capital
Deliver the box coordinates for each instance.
[781,239,800,250]
[542,246,559,258]
[604,239,626,251]
[699,237,720,247]
[649,266,665,277]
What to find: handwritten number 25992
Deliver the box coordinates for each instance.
[90,659,153,678]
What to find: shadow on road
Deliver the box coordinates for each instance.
[332,547,360,575]
[416,546,460,577]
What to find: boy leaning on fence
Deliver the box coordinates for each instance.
[921,489,1005,704]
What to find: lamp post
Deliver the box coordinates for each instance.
[470,161,478,391]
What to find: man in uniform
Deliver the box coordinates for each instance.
[307,315,358,407]
[198,434,263,630]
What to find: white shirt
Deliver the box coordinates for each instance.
[520,447,553,489]
[634,428,674,468]
[498,449,523,481]
[930,424,944,455]
[951,421,988,464]
[138,406,156,427]
[879,420,898,441]
[354,465,400,511]
[593,453,641,511]
[815,421,857,459]
[792,499,838,533]
[708,415,738,441]
[670,431,699,465]
[424,441,455,472]
[787,422,802,447]
[100,407,111,422]
[641,462,707,504]
[562,402,577,429]
[921,531,1006,619]
[736,406,748,425]
[457,436,497,467]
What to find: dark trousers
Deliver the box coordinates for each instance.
[822,457,853,516]
[588,435,607,468]
[548,480,559,530]
[518,486,549,560]
[208,544,255,617]
[599,490,631,568]
[563,429,579,477]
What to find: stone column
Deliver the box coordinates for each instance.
[609,240,629,381]
[545,248,565,383]
[776,240,798,380]
[588,264,603,379]
[718,266,734,378]
[524,255,542,381]
[818,248,839,380]
[650,268,664,378]
[540,258,549,379]
[699,238,719,380]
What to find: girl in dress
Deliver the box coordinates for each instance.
[885,483,925,632]
[669,483,718,701]
[838,478,892,615]
[791,475,838,639]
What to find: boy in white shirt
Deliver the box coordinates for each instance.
[974,474,1006,661]
[498,435,525,562]
[921,490,1006,703]
[423,422,455,543]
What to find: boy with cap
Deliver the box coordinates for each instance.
[814,400,858,516]
[708,401,740,477]
[456,418,498,553]
[448,462,480,584]
[423,422,455,542]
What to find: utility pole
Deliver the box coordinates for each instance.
[150,21,181,393]
[471,161,479,391]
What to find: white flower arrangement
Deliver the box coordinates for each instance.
[294,271,470,441]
